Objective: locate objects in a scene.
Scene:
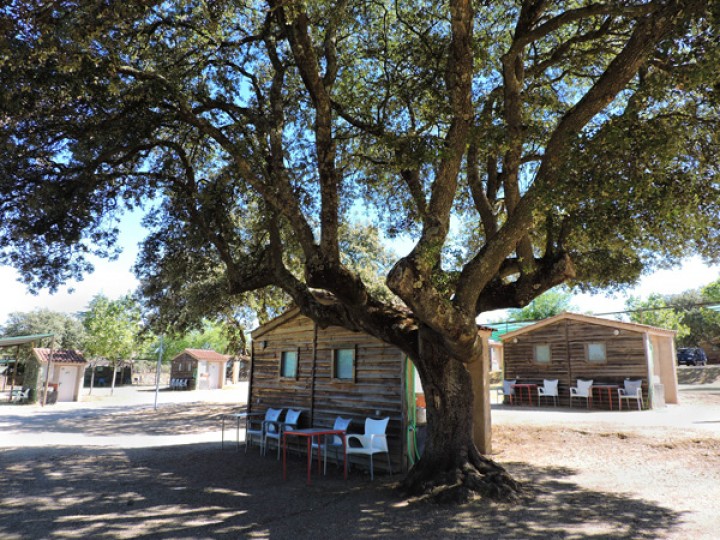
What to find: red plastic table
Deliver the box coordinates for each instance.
[512,383,538,406]
[282,428,347,485]
[591,384,620,410]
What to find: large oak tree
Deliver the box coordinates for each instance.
[1,1,718,501]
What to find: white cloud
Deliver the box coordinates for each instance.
[573,255,720,316]
[0,209,147,327]
[0,258,139,325]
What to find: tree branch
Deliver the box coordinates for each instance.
[511,3,655,54]
[388,0,480,361]
[269,0,341,262]
[392,0,474,280]
[456,0,698,314]
[401,169,428,218]
[501,5,536,271]
[466,142,497,239]
[475,253,576,312]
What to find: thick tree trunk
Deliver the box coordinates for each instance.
[401,329,521,503]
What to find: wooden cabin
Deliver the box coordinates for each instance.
[170,348,228,390]
[249,308,495,472]
[500,312,678,409]
[30,348,88,403]
[83,360,133,387]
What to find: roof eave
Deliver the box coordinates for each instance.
[499,312,677,341]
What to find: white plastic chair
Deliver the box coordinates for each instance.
[345,417,391,480]
[264,408,301,460]
[312,416,352,474]
[11,388,30,403]
[618,379,643,411]
[501,379,516,405]
[245,408,283,454]
[570,379,594,408]
[537,379,559,406]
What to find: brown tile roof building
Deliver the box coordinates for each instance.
[183,348,227,362]
[32,348,88,364]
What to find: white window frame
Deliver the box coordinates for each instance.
[586,342,607,363]
[279,349,299,379]
[533,343,551,364]
[333,347,356,381]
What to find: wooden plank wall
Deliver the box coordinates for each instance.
[250,313,406,472]
[503,320,648,407]
[170,353,197,380]
[251,315,315,413]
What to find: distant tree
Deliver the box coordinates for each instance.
[668,283,720,347]
[137,221,397,353]
[339,223,398,304]
[1,309,85,349]
[506,289,575,321]
[625,279,720,347]
[82,294,143,394]
[702,280,720,303]
[626,294,690,339]
[146,320,231,363]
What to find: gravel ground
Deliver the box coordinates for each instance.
[1,382,719,539]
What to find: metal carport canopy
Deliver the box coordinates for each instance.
[0,334,55,348]
[1,334,55,404]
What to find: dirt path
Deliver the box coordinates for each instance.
[1,384,719,539]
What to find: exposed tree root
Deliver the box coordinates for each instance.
[399,451,522,504]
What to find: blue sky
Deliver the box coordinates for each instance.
[1,209,718,327]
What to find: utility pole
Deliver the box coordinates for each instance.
[154,336,164,411]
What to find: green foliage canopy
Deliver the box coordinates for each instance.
[627,281,720,347]
[1,308,85,349]
[626,293,691,339]
[505,288,576,322]
[0,1,717,318]
[82,294,143,363]
[144,320,232,362]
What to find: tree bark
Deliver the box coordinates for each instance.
[401,328,520,503]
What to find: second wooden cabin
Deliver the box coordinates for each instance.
[170,348,228,390]
[500,312,679,408]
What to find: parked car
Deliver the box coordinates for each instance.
[677,347,708,366]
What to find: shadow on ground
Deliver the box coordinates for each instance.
[677,366,720,385]
[0,443,682,539]
[0,402,242,436]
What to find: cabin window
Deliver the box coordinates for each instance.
[533,344,551,364]
[280,350,298,378]
[586,342,607,363]
[333,348,355,380]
